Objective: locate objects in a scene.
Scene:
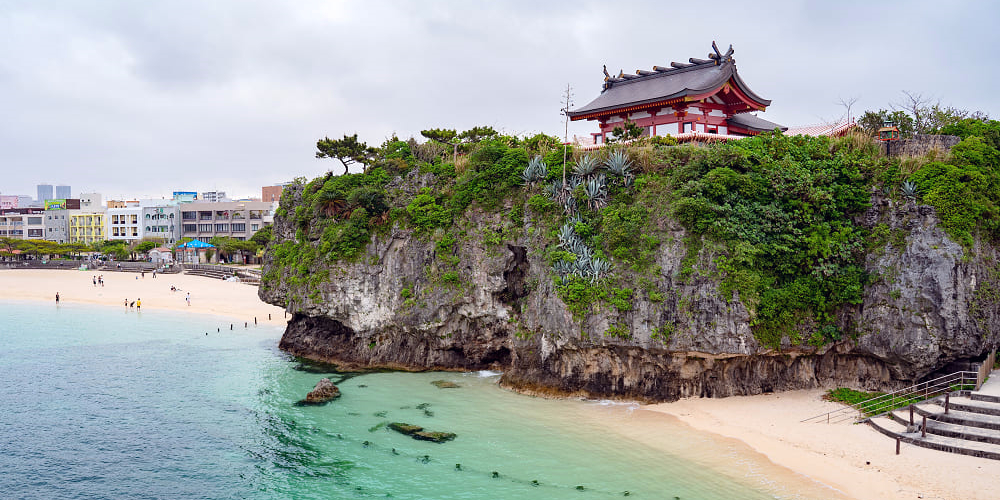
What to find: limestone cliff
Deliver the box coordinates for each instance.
[260,177,998,403]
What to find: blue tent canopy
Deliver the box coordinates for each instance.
[178,239,215,249]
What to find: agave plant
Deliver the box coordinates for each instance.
[566,213,583,225]
[583,177,608,210]
[552,260,574,278]
[570,241,592,261]
[544,181,563,201]
[604,150,633,178]
[521,155,548,186]
[557,223,578,248]
[562,196,578,216]
[588,257,612,282]
[901,181,918,200]
[572,154,601,179]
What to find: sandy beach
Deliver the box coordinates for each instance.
[4,268,998,499]
[0,268,287,327]
[641,390,1000,500]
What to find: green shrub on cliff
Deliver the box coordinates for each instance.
[908,135,1000,246]
[667,133,872,347]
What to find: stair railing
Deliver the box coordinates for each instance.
[801,371,979,424]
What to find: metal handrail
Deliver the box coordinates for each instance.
[802,371,979,424]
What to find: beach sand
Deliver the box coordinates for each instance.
[4,268,997,499]
[0,268,287,326]
[642,390,1000,500]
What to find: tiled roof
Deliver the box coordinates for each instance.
[568,43,771,119]
[784,119,857,137]
[728,113,787,132]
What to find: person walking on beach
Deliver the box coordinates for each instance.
[186,292,190,306]
[55,292,59,303]
[98,275,104,287]
[152,270,156,278]
[136,298,141,310]
[93,276,97,287]
[125,298,128,307]
[141,270,145,279]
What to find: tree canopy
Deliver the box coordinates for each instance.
[316,134,378,175]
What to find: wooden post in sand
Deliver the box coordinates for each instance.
[921,415,927,438]
[896,437,900,455]
[945,393,950,414]
[909,404,914,425]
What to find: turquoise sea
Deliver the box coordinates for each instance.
[0,300,843,499]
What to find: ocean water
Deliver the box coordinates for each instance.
[0,301,840,500]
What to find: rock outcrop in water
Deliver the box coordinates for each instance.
[299,378,341,405]
[261,137,1000,403]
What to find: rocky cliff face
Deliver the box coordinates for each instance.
[261,179,999,403]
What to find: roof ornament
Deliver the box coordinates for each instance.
[708,41,735,65]
[603,65,611,81]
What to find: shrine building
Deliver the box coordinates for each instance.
[568,42,785,144]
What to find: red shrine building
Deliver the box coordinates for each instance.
[568,42,785,144]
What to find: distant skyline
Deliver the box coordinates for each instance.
[2,0,998,198]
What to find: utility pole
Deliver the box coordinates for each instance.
[560,84,574,189]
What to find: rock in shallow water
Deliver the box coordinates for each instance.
[388,422,457,443]
[299,378,341,405]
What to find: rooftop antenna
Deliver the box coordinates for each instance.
[560,83,574,189]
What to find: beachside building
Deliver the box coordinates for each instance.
[79,192,103,211]
[68,212,105,245]
[56,185,71,199]
[142,204,180,245]
[0,208,46,240]
[179,201,276,242]
[107,202,142,244]
[43,198,80,244]
[568,42,785,144]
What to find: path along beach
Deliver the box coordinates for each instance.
[2,268,997,499]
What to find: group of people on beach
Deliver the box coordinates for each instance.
[92,275,104,287]
[124,298,141,310]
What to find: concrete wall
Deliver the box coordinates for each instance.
[883,134,961,157]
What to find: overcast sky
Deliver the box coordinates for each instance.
[2,0,998,200]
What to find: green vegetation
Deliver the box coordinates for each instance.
[266,112,999,347]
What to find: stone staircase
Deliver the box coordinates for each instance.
[867,386,1000,460]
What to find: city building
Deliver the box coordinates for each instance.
[79,192,103,212]
[17,195,34,208]
[180,201,275,242]
[0,195,17,209]
[199,191,227,203]
[0,208,46,240]
[56,185,71,199]
[43,198,80,244]
[172,191,198,203]
[36,184,53,203]
[106,202,142,244]
[262,184,288,203]
[68,212,105,245]
[568,42,784,144]
[141,204,180,244]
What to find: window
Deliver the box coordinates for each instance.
[198,224,212,232]
[682,122,692,133]
[183,224,197,233]
[130,215,138,224]
[216,210,229,219]
[232,223,246,233]
[199,211,212,220]
[251,224,259,231]
[182,211,197,220]
[215,224,229,232]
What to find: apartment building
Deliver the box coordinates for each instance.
[199,191,227,203]
[0,208,46,240]
[141,204,180,244]
[106,203,142,244]
[68,212,105,244]
[180,201,275,241]
[43,198,80,244]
